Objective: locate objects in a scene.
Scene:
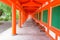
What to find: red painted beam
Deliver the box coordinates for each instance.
[8,0,24,12]
[0,0,12,7]
[16,1,24,11]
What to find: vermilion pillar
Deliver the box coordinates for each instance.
[20,12,28,27]
[12,3,16,35]
[18,10,21,28]
[20,12,24,27]
[18,10,28,28]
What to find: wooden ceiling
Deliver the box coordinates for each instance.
[0,0,49,14]
[18,0,49,14]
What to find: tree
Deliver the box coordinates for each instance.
[0,9,3,16]
[0,2,19,21]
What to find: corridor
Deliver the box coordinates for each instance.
[0,18,50,40]
[0,0,60,40]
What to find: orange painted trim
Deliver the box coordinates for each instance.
[48,33,55,40]
[49,26,60,36]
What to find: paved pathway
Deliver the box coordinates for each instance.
[0,21,11,33]
[0,18,50,40]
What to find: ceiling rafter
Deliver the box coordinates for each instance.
[33,0,42,5]
[0,0,50,14]
[18,0,30,4]
[16,0,24,11]
[9,0,25,12]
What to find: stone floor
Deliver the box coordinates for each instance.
[0,21,11,33]
[0,18,50,40]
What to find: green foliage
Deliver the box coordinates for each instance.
[0,2,19,21]
[0,17,3,21]
[16,10,19,19]
[0,9,3,16]
[0,2,12,21]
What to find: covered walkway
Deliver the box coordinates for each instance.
[0,0,60,40]
[0,17,50,40]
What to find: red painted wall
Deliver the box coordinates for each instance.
[31,0,60,40]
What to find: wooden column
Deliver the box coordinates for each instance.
[18,10,21,28]
[12,3,16,35]
[20,12,28,27]
[48,7,52,27]
[20,12,24,27]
